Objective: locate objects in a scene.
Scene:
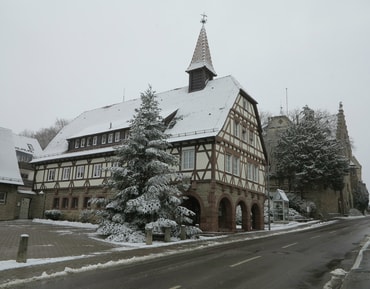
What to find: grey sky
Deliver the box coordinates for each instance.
[1,0,370,186]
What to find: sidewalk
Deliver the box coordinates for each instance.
[0,219,369,288]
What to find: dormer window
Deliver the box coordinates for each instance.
[93,136,98,146]
[102,134,107,144]
[75,139,80,149]
[114,132,120,142]
[87,137,92,147]
[108,133,113,143]
[81,138,86,148]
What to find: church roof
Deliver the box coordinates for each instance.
[34,75,257,162]
[186,24,217,76]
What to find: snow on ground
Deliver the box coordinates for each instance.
[0,218,352,288]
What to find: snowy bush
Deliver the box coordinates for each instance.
[44,210,62,220]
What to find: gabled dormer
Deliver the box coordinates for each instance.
[186,15,217,93]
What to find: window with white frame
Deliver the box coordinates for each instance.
[47,169,56,181]
[62,167,70,180]
[0,192,6,204]
[247,163,259,182]
[92,163,102,178]
[81,138,86,147]
[93,136,98,146]
[242,128,247,141]
[249,130,254,145]
[76,166,85,179]
[75,139,80,149]
[101,134,107,144]
[232,156,240,175]
[182,148,195,170]
[115,131,120,142]
[87,137,92,146]
[225,154,232,173]
[108,133,113,143]
[233,120,239,137]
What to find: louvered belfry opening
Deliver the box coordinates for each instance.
[186,18,217,93]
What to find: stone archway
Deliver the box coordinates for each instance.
[235,201,249,231]
[218,197,233,231]
[251,203,263,230]
[182,195,201,226]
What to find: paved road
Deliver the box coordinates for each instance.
[14,218,370,289]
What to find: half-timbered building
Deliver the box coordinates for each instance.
[32,22,267,232]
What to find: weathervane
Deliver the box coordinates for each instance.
[200,13,207,25]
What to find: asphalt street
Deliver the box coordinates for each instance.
[12,218,370,289]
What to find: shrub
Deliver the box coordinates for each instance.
[44,210,62,220]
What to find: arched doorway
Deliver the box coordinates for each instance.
[218,197,233,231]
[251,203,263,230]
[182,196,201,226]
[235,202,249,231]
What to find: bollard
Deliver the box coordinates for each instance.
[146,228,153,245]
[16,234,29,263]
[164,226,171,242]
[180,225,186,240]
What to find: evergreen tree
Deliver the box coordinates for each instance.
[275,106,349,192]
[97,86,198,242]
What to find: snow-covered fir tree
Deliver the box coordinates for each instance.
[275,106,349,192]
[97,86,199,242]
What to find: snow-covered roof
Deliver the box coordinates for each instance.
[34,75,255,162]
[0,127,24,185]
[272,189,289,202]
[13,133,43,157]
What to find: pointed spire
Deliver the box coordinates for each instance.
[186,14,217,92]
[186,15,217,76]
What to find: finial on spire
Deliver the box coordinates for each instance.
[200,13,207,25]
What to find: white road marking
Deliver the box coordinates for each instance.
[310,235,321,239]
[329,230,337,234]
[282,242,298,249]
[230,255,262,268]
[169,286,182,289]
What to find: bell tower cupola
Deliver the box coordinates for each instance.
[186,14,217,93]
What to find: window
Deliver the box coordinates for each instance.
[232,156,240,175]
[108,133,113,143]
[92,163,102,178]
[83,197,91,208]
[75,139,80,149]
[62,198,69,209]
[247,163,259,182]
[242,128,247,141]
[87,137,92,146]
[93,136,98,146]
[27,143,34,152]
[62,167,70,180]
[76,166,85,179]
[249,130,254,145]
[0,192,7,205]
[233,120,239,137]
[114,132,120,142]
[71,197,79,209]
[243,98,247,110]
[101,134,107,144]
[225,154,232,173]
[47,169,56,181]
[182,148,195,170]
[53,198,60,209]
[81,138,86,147]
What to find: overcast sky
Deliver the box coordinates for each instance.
[1,0,370,186]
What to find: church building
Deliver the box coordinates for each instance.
[32,19,267,232]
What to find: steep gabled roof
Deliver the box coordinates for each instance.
[35,75,258,162]
[0,127,24,185]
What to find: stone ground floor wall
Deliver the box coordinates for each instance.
[186,182,265,232]
[39,181,266,232]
